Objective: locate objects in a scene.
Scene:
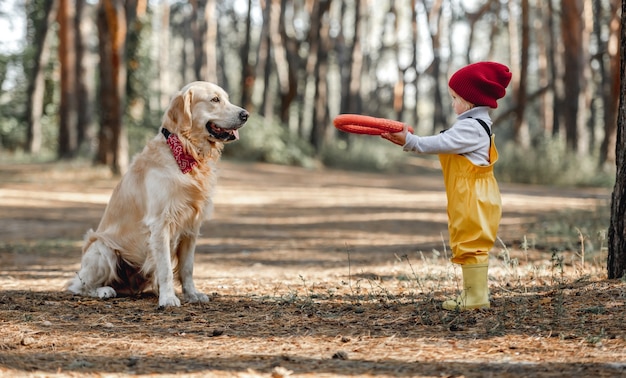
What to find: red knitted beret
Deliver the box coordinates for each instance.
[448,62,512,108]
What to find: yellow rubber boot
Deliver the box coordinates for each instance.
[442,263,490,311]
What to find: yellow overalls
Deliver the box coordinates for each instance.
[438,134,501,265]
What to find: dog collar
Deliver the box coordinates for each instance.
[161,128,198,174]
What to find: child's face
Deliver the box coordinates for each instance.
[449,88,473,115]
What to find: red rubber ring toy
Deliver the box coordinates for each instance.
[333,114,414,135]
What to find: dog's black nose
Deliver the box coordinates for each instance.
[239,110,249,122]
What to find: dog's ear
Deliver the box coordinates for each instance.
[165,90,193,132]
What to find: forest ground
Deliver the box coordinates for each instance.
[0,158,624,378]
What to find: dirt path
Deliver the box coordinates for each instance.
[0,160,623,377]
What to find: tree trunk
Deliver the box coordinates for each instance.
[408,0,418,127]
[157,1,170,110]
[598,0,621,170]
[607,0,626,280]
[607,0,626,278]
[96,0,128,175]
[74,0,91,152]
[548,0,562,137]
[347,0,364,116]
[511,0,530,148]
[561,0,587,153]
[204,0,217,83]
[57,0,78,159]
[26,0,58,155]
[536,1,554,137]
[269,0,290,123]
[308,0,332,154]
[190,0,204,81]
[240,0,254,110]
[421,0,445,132]
[256,0,271,117]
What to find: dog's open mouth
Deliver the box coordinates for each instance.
[206,122,239,142]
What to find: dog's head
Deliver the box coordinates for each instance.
[163,82,249,149]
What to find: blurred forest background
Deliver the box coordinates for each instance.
[0,0,621,186]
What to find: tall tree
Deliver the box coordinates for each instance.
[338,0,364,116]
[96,0,128,174]
[598,0,621,170]
[256,0,271,117]
[420,0,445,133]
[204,0,217,83]
[308,0,332,154]
[74,0,91,151]
[511,0,530,148]
[25,0,58,154]
[57,0,78,158]
[607,0,626,279]
[277,0,298,124]
[240,0,254,110]
[560,0,590,154]
[190,0,205,81]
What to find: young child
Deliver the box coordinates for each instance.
[381,61,512,311]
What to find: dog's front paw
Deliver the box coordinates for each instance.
[158,295,181,308]
[185,291,210,304]
[95,286,117,299]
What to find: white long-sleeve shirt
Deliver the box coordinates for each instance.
[403,107,493,166]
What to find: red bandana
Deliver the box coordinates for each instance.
[162,128,198,174]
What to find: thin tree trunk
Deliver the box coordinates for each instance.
[277,0,298,124]
[607,0,626,280]
[57,0,78,159]
[598,0,621,170]
[561,0,585,152]
[347,0,364,115]
[391,0,404,120]
[240,0,254,110]
[74,0,90,151]
[548,0,562,137]
[26,0,58,154]
[270,0,290,123]
[190,0,204,81]
[96,0,128,175]
[204,0,217,83]
[157,1,170,110]
[308,0,332,154]
[511,0,530,148]
[256,0,271,117]
[537,1,554,137]
[409,0,418,127]
[421,0,445,133]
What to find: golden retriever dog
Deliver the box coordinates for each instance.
[67,81,249,307]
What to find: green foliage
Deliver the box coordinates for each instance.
[495,137,615,188]
[225,116,316,168]
[321,134,407,172]
[0,63,28,151]
[227,116,409,172]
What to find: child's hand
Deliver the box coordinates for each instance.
[381,124,409,146]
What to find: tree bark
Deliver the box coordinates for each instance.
[308,0,332,154]
[57,0,78,159]
[598,0,621,170]
[420,0,445,133]
[240,0,254,110]
[190,0,204,81]
[256,0,271,117]
[511,0,530,148]
[96,0,128,175]
[26,0,58,154]
[607,0,626,280]
[74,0,91,152]
[346,0,364,116]
[560,0,589,153]
[204,0,217,83]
